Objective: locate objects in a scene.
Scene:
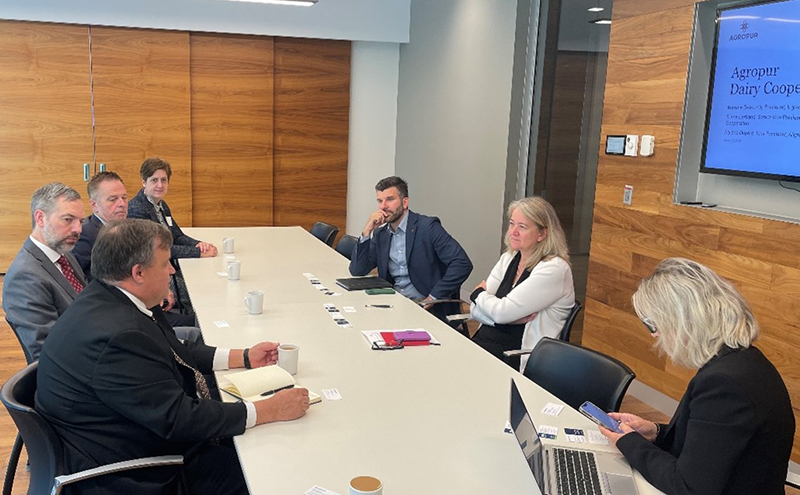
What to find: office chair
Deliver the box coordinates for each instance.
[1,362,183,495]
[420,299,471,337]
[4,318,32,495]
[501,301,583,368]
[519,337,635,412]
[309,222,339,247]
[334,234,359,260]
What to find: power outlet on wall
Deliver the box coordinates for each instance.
[623,185,633,205]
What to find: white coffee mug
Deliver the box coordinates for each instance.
[244,290,264,315]
[350,476,382,495]
[222,237,235,254]
[227,260,241,281]
[278,344,299,375]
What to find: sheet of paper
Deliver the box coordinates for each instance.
[322,388,342,400]
[361,331,385,346]
[305,486,342,495]
[342,306,356,313]
[564,428,586,443]
[216,272,228,277]
[587,430,610,445]
[541,403,564,416]
[225,255,236,260]
[537,425,558,440]
[213,320,229,328]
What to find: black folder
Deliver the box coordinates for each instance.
[335,276,393,291]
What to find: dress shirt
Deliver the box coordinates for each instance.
[367,212,423,300]
[29,236,65,274]
[114,286,256,428]
[146,195,170,226]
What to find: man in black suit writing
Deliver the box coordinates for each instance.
[36,219,309,494]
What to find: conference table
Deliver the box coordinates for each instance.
[181,227,664,495]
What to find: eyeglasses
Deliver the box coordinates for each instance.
[371,339,405,351]
[641,317,658,335]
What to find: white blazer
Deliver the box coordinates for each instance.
[471,253,575,370]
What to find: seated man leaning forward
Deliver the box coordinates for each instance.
[349,176,473,319]
[36,219,309,495]
[2,182,86,362]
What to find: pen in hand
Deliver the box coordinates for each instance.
[260,384,295,397]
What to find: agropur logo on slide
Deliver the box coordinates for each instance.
[730,20,758,41]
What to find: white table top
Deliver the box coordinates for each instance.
[181,227,663,495]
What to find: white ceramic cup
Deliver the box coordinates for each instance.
[350,476,382,495]
[277,344,299,375]
[244,290,264,315]
[227,260,241,281]
[222,237,235,254]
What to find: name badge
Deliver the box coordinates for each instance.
[165,216,173,227]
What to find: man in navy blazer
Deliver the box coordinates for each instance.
[350,176,472,311]
[2,182,86,361]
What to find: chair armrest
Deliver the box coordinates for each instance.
[417,299,467,307]
[52,455,183,495]
[446,313,470,323]
[503,349,534,358]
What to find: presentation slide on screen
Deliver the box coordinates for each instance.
[704,0,800,177]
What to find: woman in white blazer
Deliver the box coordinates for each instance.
[470,197,575,371]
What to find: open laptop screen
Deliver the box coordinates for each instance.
[510,379,546,490]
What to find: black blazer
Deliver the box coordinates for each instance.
[617,346,794,495]
[127,189,201,259]
[73,214,104,281]
[36,281,247,494]
[349,210,472,299]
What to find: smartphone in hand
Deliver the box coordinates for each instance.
[579,401,623,433]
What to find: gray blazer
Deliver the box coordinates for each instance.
[2,238,87,361]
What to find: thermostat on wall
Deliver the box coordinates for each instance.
[605,135,626,155]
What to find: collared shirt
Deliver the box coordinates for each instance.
[114,286,256,428]
[387,212,426,301]
[145,194,169,227]
[29,235,64,274]
[95,214,109,226]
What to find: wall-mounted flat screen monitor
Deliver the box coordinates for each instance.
[701,0,800,182]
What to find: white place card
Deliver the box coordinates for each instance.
[342,306,356,313]
[213,320,229,328]
[541,403,564,416]
[587,430,610,445]
[322,388,342,400]
[305,486,341,495]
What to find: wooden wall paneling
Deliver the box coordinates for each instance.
[585,1,800,461]
[190,33,274,227]
[90,27,193,224]
[273,38,350,241]
[0,21,94,272]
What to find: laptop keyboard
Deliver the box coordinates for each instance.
[552,447,603,495]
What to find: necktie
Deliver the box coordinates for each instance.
[171,349,212,400]
[56,255,84,294]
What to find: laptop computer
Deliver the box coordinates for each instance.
[335,276,392,291]
[509,379,639,495]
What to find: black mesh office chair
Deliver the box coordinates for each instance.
[334,234,359,260]
[520,337,635,412]
[1,362,183,495]
[309,222,339,247]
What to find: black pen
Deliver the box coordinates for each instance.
[260,384,295,397]
[365,304,393,309]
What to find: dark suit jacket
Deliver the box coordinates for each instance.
[349,210,472,299]
[36,280,247,494]
[73,214,103,281]
[617,346,794,495]
[127,189,201,259]
[2,238,86,361]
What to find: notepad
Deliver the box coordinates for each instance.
[222,366,321,404]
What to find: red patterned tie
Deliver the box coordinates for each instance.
[56,255,84,294]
